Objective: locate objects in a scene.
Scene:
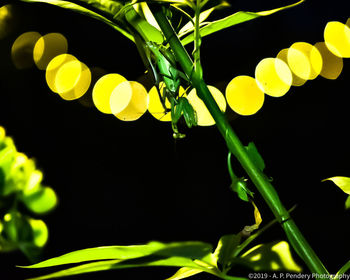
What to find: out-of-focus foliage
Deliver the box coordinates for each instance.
[0,126,57,261]
[22,215,300,280]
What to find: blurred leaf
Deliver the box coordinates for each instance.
[345,196,350,210]
[240,241,302,272]
[166,267,203,280]
[181,0,305,46]
[3,212,33,243]
[28,218,49,247]
[212,234,241,271]
[322,176,350,195]
[22,186,57,214]
[21,241,212,268]
[0,143,16,186]
[18,0,134,41]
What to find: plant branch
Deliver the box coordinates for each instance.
[149,5,329,276]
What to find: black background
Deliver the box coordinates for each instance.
[0,0,350,279]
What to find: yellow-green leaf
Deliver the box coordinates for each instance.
[18,0,134,42]
[322,176,350,195]
[345,196,350,210]
[181,0,305,46]
[166,267,203,280]
[240,241,302,272]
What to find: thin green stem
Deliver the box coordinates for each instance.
[150,6,329,275]
[193,1,202,78]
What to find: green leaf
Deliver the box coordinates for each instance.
[240,241,302,272]
[335,260,350,278]
[21,241,212,268]
[25,257,208,280]
[22,186,58,214]
[212,234,241,271]
[245,142,265,172]
[230,179,252,202]
[322,176,350,195]
[181,0,305,46]
[28,218,49,248]
[18,0,134,42]
[166,267,203,280]
[345,196,350,210]
[125,5,164,43]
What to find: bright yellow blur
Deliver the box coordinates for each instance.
[225,76,264,116]
[33,33,68,70]
[255,57,292,97]
[110,81,133,115]
[114,81,148,121]
[46,54,77,92]
[314,42,343,79]
[93,73,127,114]
[148,82,172,122]
[11,32,42,69]
[0,5,14,39]
[57,61,91,101]
[288,42,323,80]
[277,48,307,86]
[187,86,226,126]
[324,21,350,58]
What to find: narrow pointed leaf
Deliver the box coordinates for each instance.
[20,241,212,268]
[322,176,350,195]
[335,260,350,278]
[166,267,203,280]
[181,0,305,46]
[26,257,206,280]
[17,0,134,42]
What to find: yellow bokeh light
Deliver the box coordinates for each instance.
[276,48,307,86]
[55,60,82,93]
[92,73,127,114]
[288,42,323,80]
[11,31,42,69]
[114,81,148,121]
[78,67,107,108]
[110,81,133,115]
[57,61,91,101]
[255,57,292,97]
[324,21,350,58]
[225,76,264,116]
[46,54,77,92]
[346,18,350,28]
[33,33,68,70]
[0,5,14,39]
[148,82,171,122]
[314,42,343,80]
[187,86,226,126]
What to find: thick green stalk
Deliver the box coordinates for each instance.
[150,6,328,275]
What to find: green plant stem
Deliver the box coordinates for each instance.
[193,1,202,78]
[150,6,328,275]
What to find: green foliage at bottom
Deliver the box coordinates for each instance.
[0,126,57,261]
[21,219,301,280]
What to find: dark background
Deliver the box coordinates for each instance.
[0,0,350,279]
